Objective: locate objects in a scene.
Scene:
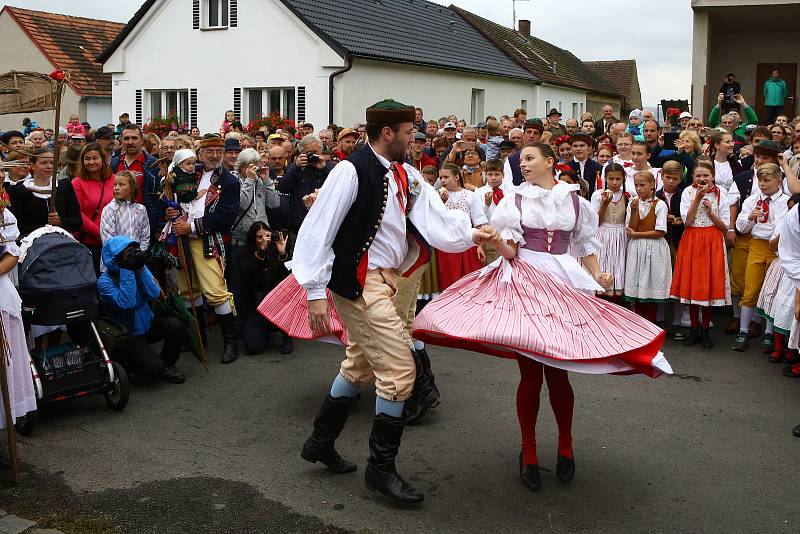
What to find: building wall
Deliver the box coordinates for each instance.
[536,85,587,121]
[336,59,538,127]
[706,29,800,120]
[586,93,623,120]
[104,0,344,133]
[84,98,113,129]
[0,11,82,132]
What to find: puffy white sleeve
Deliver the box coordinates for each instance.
[408,171,476,254]
[590,189,604,213]
[0,209,21,258]
[570,196,601,258]
[655,200,668,232]
[779,205,800,289]
[726,181,741,208]
[503,157,515,191]
[292,161,358,301]
[625,201,633,226]
[489,195,523,244]
[468,190,489,227]
[680,187,695,222]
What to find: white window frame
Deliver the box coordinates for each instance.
[244,87,297,123]
[572,102,578,119]
[545,100,551,114]
[145,89,190,123]
[520,99,528,111]
[202,0,229,29]
[470,88,485,126]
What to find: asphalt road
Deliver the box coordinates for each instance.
[2,320,799,533]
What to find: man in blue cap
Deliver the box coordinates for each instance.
[293,99,497,505]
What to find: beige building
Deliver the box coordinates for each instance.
[0,6,122,132]
[691,0,799,122]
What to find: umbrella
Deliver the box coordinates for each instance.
[153,290,207,369]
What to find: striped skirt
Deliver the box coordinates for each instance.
[595,223,627,292]
[412,258,671,378]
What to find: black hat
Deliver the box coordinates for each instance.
[523,119,544,133]
[413,132,426,141]
[224,138,241,152]
[499,140,517,150]
[95,126,115,140]
[547,108,562,117]
[0,130,24,145]
[476,121,488,129]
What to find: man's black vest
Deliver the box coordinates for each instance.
[328,145,391,300]
[732,169,755,210]
[507,150,523,185]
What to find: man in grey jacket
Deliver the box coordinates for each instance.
[227,148,281,331]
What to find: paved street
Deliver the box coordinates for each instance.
[2,321,799,533]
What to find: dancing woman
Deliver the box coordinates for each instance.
[413,142,670,492]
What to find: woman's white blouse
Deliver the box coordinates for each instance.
[680,186,727,229]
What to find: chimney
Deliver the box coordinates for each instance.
[519,19,531,37]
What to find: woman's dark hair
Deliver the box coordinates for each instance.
[603,162,629,205]
[246,221,271,253]
[76,142,112,180]
[522,142,557,176]
[29,147,53,164]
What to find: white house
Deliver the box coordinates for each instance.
[98,0,632,132]
[99,0,542,133]
[0,6,123,132]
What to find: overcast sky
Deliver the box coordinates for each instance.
[8,0,693,106]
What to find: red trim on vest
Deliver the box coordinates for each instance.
[357,251,369,289]
[402,235,431,278]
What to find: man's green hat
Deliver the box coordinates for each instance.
[366,99,416,124]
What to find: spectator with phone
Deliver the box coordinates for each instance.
[238,221,293,355]
[719,73,742,114]
[279,134,332,243]
[709,93,758,139]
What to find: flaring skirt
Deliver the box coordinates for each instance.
[0,310,37,429]
[412,258,671,378]
[624,237,673,302]
[756,260,784,322]
[670,226,731,306]
[769,273,796,334]
[257,275,349,345]
[595,223,627,292]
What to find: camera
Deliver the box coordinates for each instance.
[306,152,320,164]
[115,243,152,271]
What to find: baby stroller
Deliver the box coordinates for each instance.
[15,227,130,435]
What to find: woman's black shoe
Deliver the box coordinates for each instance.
[556,454,575,482]
[684,327,700,347]
[280,334,294,355]
[518,451,542,492]
[793,423,800,438]
[163,365,185,384]
[700,328,713,349]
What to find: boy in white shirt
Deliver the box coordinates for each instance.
[475,159,507,264]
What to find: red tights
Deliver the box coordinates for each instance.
[516,357,574,466]
[633,302,657,323]
[689,305,712,328]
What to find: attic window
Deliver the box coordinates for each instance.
[204,0,228,29]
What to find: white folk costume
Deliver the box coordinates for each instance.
[624,197,672,303]
[590,189,628,293]
[0,209,37,429]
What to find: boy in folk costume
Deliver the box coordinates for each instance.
[293,100,496,505]
[162,138,241,364]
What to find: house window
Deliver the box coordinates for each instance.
[146,90,189,123]
[579,103,584,116]
[470,89,485,125]
[558,101,563,114]
[245,87,296,122]
[204,0,228,28]
[545,100,551,113]
[520,100,527,111]
[572,103,578,119]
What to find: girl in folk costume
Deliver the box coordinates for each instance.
[777,205,800,437]
[436,163,489,290]
[413,143,671,493]
[0,190,37,463]
[590,163,629,301]
[624,171,673,323]
[628,140,663,194]
[756,194,800,364]
[708,129,742,194]
[670,160,731,348]
[599,133,634,190]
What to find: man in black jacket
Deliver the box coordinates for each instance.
[279,134,332,239]
[567,132,603,196]
[594,105,618,138]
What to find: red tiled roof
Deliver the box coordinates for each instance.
[3,6,124,97]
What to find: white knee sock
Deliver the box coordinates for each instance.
[739,305,754,333]
[214,301,232,316]
[765,321,774,335]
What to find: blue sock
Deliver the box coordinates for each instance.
[375,397,404,417]
[413,340,425,351]
[330,374,358,399]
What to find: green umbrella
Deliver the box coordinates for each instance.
[153,290,207,369]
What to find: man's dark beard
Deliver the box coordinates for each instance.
[387,138,407,162]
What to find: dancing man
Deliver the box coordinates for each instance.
[294,100,495,505]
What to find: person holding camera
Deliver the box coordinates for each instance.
[279,134,333,244]
[709,93,758,139]
[719,73,742,114]
[97,236,186,384]
[227,148,280,330]
[238,221,292,355]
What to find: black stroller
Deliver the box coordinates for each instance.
[15,229,130,435]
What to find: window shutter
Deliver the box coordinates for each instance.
[193,0,200,29]
[233,87,242,120]
[297,86,306,122]
[190,88,198,129]
[135,89,143,125]
[230,0,238,27]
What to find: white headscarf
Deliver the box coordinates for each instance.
[168,149,197,174]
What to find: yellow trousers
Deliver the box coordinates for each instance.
[742,238,776,307]
[332,269,415,402]
[178,239,233,308]
[730,234,751,298]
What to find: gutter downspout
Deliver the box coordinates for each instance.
[329,55,352,125]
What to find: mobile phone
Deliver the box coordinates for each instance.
[662,132,678,151]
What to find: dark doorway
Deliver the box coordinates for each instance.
[755,63,797,124]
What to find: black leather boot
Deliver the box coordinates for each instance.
[402,350,441,424]
[365,414,424,504]
[217,313,239,364]
[418,347,441,406]
[700,327,714,349]
[684,327,700,347]
[300,395,357,474]
[280,332,294,355]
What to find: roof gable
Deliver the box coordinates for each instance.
[451,5,620,97]
[585,60,642,107]
[277,0,538,81]
[3,6,124,97]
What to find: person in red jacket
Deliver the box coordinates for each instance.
[72,142,115,274]
[409,132,437,171]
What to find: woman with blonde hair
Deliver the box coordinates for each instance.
[675,130,702,180]
[143,133,161,157]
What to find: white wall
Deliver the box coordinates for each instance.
[84,98,113,129]
[0,11,82,132]
[104,0,345,133]
[537,84,587,121]
[337,59,538,127]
